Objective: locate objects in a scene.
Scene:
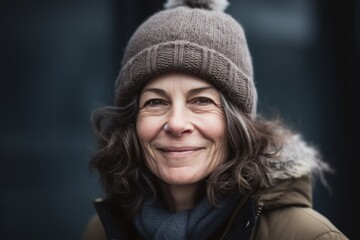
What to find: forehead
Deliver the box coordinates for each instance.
[142,73,214,91]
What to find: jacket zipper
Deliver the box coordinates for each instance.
[255,202,264,221]
[250,201,264,240]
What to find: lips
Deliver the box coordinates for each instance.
[157,146,204,153]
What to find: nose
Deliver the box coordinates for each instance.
[163,103,194,137]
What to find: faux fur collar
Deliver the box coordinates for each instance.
[266,134,331,184]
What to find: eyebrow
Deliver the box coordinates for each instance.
[141,86,216,97]
[141,88,168,98]
[187,86,215,96]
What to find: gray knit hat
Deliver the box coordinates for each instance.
[115,0,257,117]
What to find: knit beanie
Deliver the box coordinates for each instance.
[115,0,257,117]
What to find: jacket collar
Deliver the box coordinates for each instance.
[254,175,313,210]
[254,134,331,210]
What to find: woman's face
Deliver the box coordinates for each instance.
[136,73,227,186]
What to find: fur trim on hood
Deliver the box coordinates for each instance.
[267,134,331,184]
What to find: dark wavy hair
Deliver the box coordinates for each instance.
[90,94,289,212]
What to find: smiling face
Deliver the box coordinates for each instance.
[136,73,228,186]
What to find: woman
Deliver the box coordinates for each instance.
[83,0,348,239]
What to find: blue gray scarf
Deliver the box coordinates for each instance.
[133,193,242,240]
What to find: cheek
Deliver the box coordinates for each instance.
[136,118,159,172]
[199,114,228,161]
[136,116,162,146]
[136,120,149,143]
[199,113,227,141]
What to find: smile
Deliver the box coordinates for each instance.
[157,146,204,154]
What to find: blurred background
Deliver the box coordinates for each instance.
[1,0,358,239]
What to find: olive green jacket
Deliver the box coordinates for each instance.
[246,134,348,240]
[247,176,347,240]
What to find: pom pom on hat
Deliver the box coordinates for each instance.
[164,0,229,12]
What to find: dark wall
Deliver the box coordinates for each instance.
[0,0,357,239]
[315,0,358,237]
[1,1,113,239]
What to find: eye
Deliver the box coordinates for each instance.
[143,99,167,107]
[191,97,214,105]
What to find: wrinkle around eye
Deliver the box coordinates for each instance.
[190,104,225,116]
[137,107,168,118]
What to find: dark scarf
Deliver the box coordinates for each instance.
[133,193,242,240]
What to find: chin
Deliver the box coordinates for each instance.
[160,172,204,186]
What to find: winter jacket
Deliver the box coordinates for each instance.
[84,135,348,240]
[249,134,348,240]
